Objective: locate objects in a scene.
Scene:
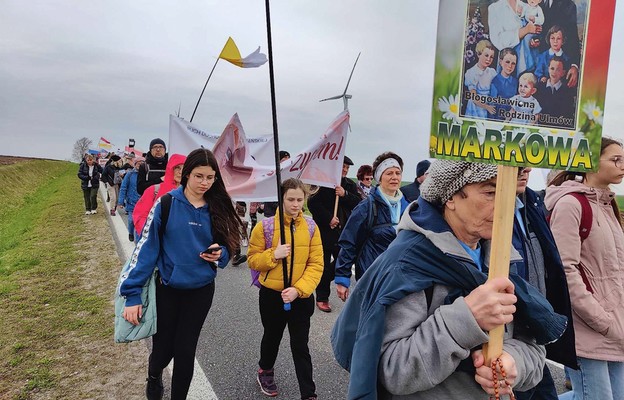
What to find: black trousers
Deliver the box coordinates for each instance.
[258,286,316,399]
[315,239,339,302]
[149,278,215,400]
[82,187,98,211]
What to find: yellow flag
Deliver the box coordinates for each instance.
[218,37,267,68]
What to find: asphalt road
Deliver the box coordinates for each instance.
[113,203,572,399]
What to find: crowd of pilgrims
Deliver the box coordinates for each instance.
[78,136,624,400]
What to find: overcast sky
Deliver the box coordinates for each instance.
[1,0,623,186]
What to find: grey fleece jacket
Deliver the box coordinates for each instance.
[377,210,546,399]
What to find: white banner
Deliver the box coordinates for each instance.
[168,115,274,165]
[169,111,350,201]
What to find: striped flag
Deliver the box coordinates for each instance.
[98,137,112,149]
[219,37,267,68]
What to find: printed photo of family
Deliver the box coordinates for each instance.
[460,0,587,130]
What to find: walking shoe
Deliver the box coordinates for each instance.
[85,210,91,215]
[129,234,134,242]
[145,373,163,400]
[91,209,97,214]
[316,301,332,313]
[257,368,278,397]
[232,254,247,266]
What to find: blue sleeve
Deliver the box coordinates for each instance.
[118,174,129,206]
[490,78,499,98]
[335,200,370,288]
[217,245,230,269]
[535,52,548,80]
[120,202,163,306]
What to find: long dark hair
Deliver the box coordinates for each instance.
[181,148,244,254]
[549,137,622,226]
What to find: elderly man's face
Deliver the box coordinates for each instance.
[151,144,166,158]
[516,167,532,195]
[445,178,497,246]
[342,163,350,177]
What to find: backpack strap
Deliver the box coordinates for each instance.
[303,216,316,240]
[568,192,592,242]
[159,194,172,243]
[262,217,275,250]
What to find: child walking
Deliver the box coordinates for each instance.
[248,178,323,400]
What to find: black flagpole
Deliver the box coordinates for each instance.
[264,0,290,311]
[190,57,220,123]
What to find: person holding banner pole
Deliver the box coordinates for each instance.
[331,160,565,400]
[308,155,360,313]
[247,178,323,399]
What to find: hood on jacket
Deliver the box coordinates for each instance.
[159,153,186,192]
[544,180,615,212]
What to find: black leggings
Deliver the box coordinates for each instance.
[259,285,316,399]
[149,278,215,400]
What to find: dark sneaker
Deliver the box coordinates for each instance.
[145,373,163,400]
[232,254,247,266]
[316,301,332,313]
[129,234,134,242]
[257,368,278,397]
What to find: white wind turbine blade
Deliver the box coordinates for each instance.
[319,94,345,102]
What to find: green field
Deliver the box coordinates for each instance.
[0,159,145,399]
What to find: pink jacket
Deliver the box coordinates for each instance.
[133,153,186,234]
[545,180,624,361]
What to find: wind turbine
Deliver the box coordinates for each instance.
[319,52,361,111]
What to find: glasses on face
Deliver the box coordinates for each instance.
[152,145,165,150]
[192,174,217,183]
[602,156,624,169]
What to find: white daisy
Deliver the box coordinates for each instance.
[582,101,604,125]
[438,94,462,125]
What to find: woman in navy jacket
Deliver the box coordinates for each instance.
[334,152,409,301]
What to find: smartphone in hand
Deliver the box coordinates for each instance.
[202,246,219,255]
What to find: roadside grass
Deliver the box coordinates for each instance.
[0,160,146,399]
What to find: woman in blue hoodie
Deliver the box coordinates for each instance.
[121,148,244,400]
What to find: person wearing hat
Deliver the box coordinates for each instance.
[334,152,409,302]
[137,138,169,195]
[332,159,565,399]
[308,155,361,312]
[400,159,431,203]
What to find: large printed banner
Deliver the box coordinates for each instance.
[169,111,350,201]
[169,115,275,165]
[430,0,616,171]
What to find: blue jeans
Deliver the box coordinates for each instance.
[558,357,624,400]
[126,210,134,236]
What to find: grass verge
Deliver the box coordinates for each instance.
[0,160,147,399]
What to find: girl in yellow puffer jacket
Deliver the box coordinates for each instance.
[248,178,323,400]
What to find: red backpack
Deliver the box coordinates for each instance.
[548,192,593,291]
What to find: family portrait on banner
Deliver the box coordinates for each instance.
[460,0,587,130]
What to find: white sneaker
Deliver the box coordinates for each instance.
[85,211,91,215]
[91,210,97,215]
